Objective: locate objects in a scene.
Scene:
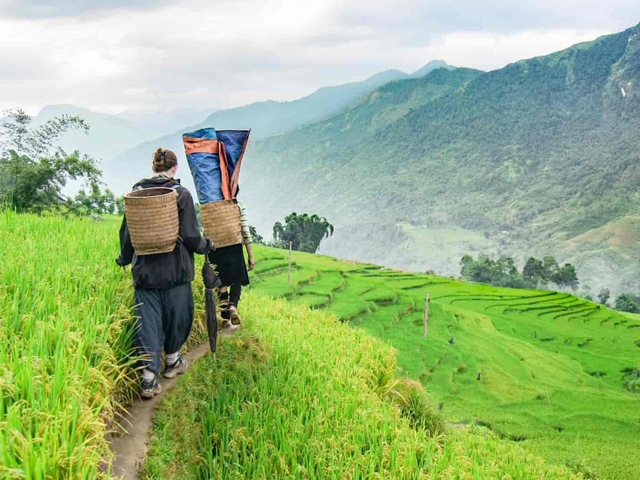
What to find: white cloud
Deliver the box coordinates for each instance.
[0,0,637,115]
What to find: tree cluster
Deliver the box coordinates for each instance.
[272,213,334,253]
[614,293,640,313]
[249,225,264,245]
[461,254,640,314]
[460,254,579,289]
[0,109,117,215]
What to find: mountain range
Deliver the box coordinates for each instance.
[104,60,453,191]
[24,25,640,297]
[237,24,640,296]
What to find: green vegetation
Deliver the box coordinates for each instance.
[615,292,640,313]
[461,254,578,289]
[144,294,579,480]
[232,244,638,479]
[0,211,135,478]
[241,24,640,297]
[2,213,590,479]
[272,212,334,253]
[0,109,118,215]
[248,224,264,244]
[624,367,640,393]
[597,288,611,306]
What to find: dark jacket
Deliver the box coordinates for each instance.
[116,176,211,289]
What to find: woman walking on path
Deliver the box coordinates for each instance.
[209,202,254,328]
[116,148,212,399]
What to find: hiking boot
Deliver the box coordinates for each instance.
[163,356,188,379]
[230,311,242,326]
[219,320,232,330]
[140,377,162,399]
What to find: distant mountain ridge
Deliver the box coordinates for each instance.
[28,105,216,163]
[105,60,453,192]
[410,59,454,77]
[116,108,217,138]
[238,24,640,295]
[31,105,152,161]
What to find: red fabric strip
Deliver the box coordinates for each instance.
[182,137,221,155]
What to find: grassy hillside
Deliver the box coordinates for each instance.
[241,245,640,479]
[240,24,640,296]
[2,213,592,479]
[144,294,580,480]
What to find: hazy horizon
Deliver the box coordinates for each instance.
[1,0,638,115]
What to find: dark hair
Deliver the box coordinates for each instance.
[152,148,178,172]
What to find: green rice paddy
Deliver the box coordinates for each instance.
[2,213,638,479]
[0,211,136,479]
[144,294,580,480]
[246,245,640,480]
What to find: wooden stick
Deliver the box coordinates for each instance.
[287,241,293,285]
[423,291,430,340]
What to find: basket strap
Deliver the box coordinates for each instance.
[133,180,180,190]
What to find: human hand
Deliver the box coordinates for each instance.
[248,256,255,271]
[205,237,214,253]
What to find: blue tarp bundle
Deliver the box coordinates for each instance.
[182,128,251,204]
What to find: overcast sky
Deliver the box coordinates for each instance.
[0,0,638,115]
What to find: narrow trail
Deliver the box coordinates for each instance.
[107,328,238,480]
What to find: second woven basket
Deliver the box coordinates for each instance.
[201,199,242,248]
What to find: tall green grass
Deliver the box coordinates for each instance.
[0,211,136,479]
[1,213,635,479]
[245,245,640,479]
[144,294,580,480]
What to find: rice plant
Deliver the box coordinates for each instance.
[2,213,638,480]
[0,211,136,479]
[245,244,640,479]
[144,294,581,480]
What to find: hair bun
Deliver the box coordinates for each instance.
[151,147,177,172]
[154,148,166,165]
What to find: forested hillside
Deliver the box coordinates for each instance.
[240,24,640,295]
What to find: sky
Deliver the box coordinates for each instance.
[0,0,638,115]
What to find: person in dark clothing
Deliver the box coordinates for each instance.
[208,202,254,328]
[117,147,212,399]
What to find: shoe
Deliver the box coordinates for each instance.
[163,356,189,379]
[140,377,162,399]
[230,311,242,326]
[219,320,232,330]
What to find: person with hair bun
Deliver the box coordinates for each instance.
[209,197,254,329]
[116,147,213,399]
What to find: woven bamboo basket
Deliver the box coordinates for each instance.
[201,199,242,248]
[124,187,179,255]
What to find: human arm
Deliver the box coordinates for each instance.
[116,215,134,267]
[245,242,255,271]
[177,188,212,255]
[239,203,254,270]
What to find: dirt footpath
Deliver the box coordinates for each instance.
[108,327,238,480]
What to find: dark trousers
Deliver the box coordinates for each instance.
[134,283,194,373]
[218,285,242,320]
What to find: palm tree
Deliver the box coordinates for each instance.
[273,212,334,253]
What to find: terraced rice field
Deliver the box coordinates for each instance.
[249,245,640,480]
[144,294,581,480]
[2,212,637,480]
